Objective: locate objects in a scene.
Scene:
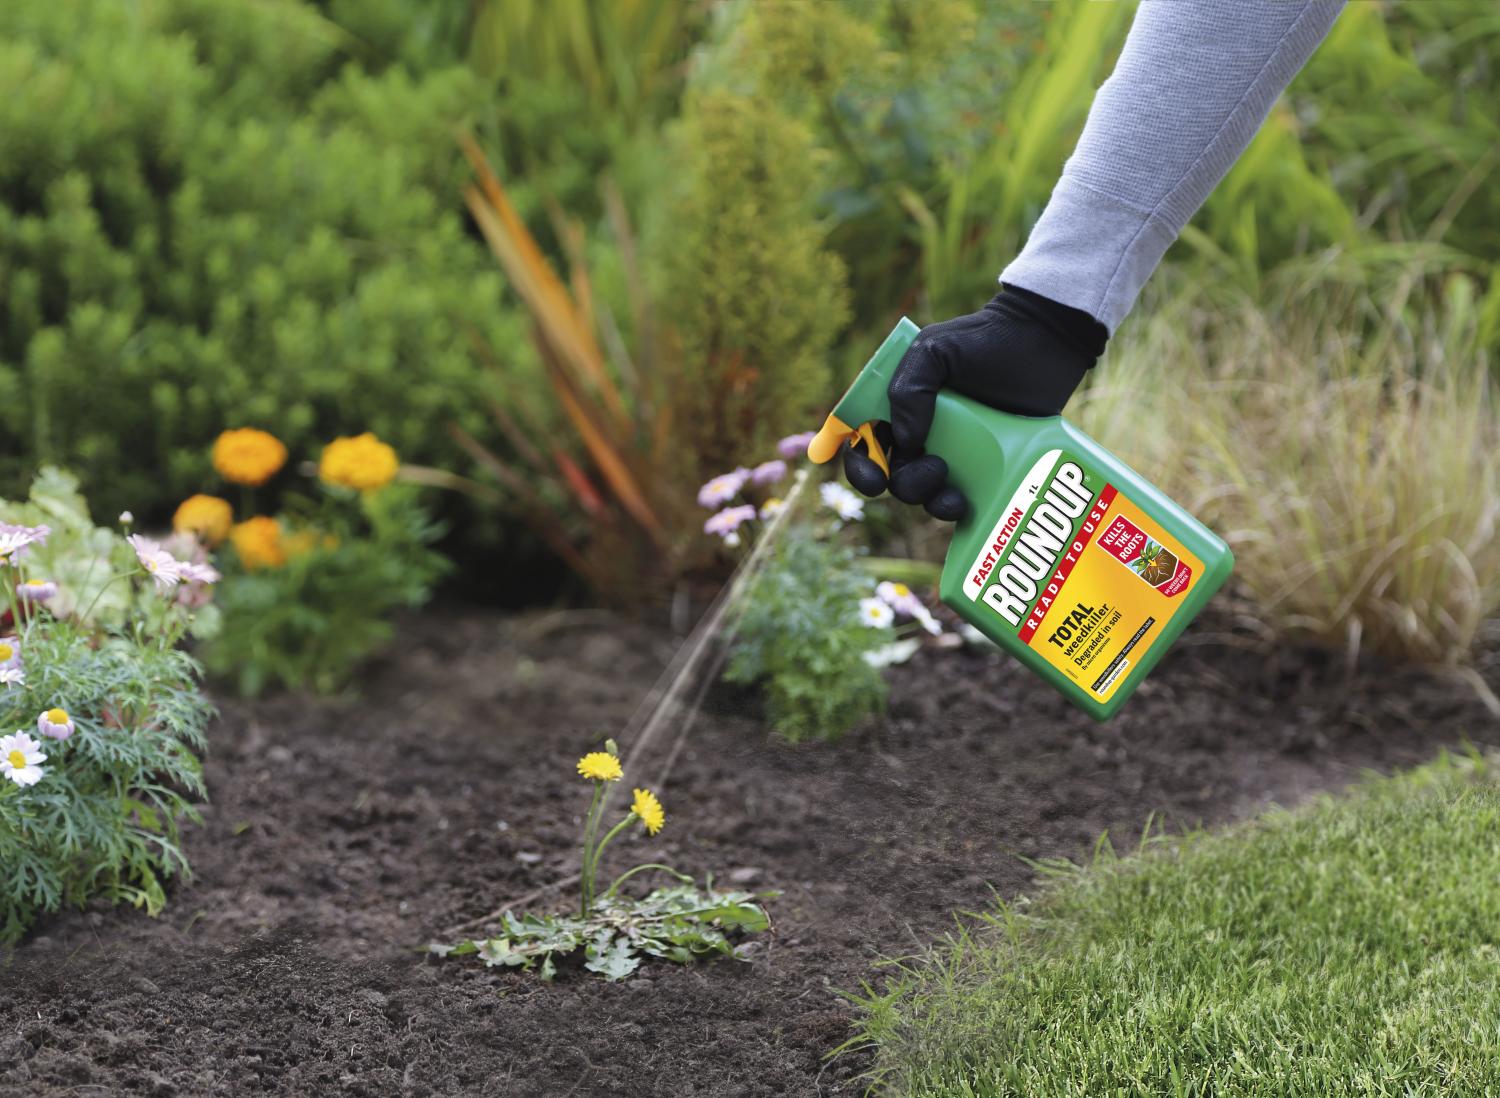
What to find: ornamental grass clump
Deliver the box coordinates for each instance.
[0,473,215,944]
[431,742,770,982]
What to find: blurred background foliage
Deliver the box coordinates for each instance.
[0,0,1497,660]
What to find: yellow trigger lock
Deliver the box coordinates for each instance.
[806,413,890,477]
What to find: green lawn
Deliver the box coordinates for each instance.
[850,752,1500,1097]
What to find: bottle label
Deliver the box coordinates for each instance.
[963,449,1203,703]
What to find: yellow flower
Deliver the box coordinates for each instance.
[212,428,287,487]
[577,751,623,782]
[319,432,399,492]
[172,494,233,545]
[631,788,665,835]
[229,516,286,570]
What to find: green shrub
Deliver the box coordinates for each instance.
[0,0,528,527]
[725,530,888,743]
[0,483,214,944]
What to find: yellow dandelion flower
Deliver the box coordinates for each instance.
[630,788,665,835]
[229,516,286,570]
[212,428,287,487]
[577,751,623,782]
[319,432,400,492]
[172,494,233,546]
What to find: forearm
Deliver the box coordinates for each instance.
[1001,0,1345,333]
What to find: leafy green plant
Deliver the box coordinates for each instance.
[725,528,892,744]
[204,483,447,697]
[0,489,215,944]
[0,467,220,640]
[431,743,771,982]
[693,443,944,743]
[195,430,448,696]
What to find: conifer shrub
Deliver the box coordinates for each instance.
[654,88,851,474]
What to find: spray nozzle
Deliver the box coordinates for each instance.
[806,317,920,476]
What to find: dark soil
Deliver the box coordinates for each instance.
[3,609,1497,1096]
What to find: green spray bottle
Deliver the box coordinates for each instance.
[808,318,1233,721]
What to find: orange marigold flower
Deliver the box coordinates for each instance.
[213,428,287,487]
[319,432,399,492]
[229,516,286,570]
[172,494,233,545]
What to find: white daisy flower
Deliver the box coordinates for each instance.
[911,603,944,636]
[1,731,46,787]
[863,638,922,668]
[820,481,865,522]
[858,597,894,628]
[703,505,756,538]
[875,580,921,615]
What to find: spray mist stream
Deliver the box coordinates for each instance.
[604,469,813,815]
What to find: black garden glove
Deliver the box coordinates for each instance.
[843,285,1108,521]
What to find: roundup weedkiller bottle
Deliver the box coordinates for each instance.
[807,318,1233,721]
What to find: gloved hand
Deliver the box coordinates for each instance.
[842,285,1108,521]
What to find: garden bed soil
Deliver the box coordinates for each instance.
[3,608,1498,1096]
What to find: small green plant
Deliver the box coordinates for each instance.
[431,742,770,982]
[703,439,944,743]
[200,431,449,696]
[0,482,215,944]
[724,529,891,743]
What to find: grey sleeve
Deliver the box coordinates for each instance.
[999,0,1345,333]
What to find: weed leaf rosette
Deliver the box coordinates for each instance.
[431,742,772,982]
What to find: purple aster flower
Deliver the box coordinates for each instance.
[697,469,751,509]
[703,505,757,538]
[127,534,185,593]
[16,579,56,603]
[179,561,221,585]
[776,432,817,460]
[0,523,50,565]
[750,460,787,486]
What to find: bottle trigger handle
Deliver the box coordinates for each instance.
[806,414,890,478]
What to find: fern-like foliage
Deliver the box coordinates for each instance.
[0,622,213,944]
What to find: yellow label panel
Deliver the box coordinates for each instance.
[1020,485,1205,703]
